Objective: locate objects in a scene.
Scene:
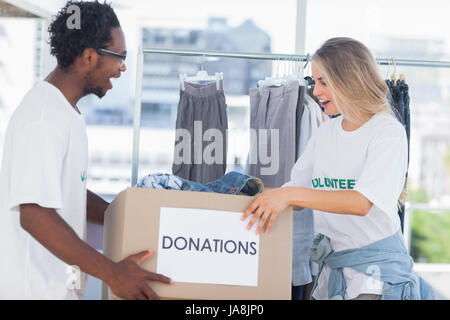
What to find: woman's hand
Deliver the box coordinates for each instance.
[241,188,291,235]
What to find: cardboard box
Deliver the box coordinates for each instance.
[102,187,292,300]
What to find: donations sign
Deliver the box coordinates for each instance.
[157,207,260,287]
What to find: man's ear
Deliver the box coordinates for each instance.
[79,48,99,69]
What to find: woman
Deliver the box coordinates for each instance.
[241,37,434,300]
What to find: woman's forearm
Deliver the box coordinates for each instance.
[284,187,372,216]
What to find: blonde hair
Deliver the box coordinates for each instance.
[313,37,407,204]
[312,37,395,125]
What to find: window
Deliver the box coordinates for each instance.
[104,0,297,192]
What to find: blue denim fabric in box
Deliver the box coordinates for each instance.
[136,171,264,196]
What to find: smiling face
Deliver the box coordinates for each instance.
[84,27,127,98]
[311,62,340,116]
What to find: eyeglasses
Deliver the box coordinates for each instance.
[97,48,126,67]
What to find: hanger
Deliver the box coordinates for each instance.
[258,57,284,88]
[297,56,304,80]
[180,53,223,91]
[259,56,301,88]
[284,55,305,85]
[303,54,314,86]
[180,71,223,91]
[385,58,392,82]
[390,58,397,87]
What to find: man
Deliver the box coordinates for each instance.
[0,1,172,300]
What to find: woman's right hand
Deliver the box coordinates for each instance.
[241,188,292,235]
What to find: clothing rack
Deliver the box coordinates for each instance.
[141,47,450,67]
[131,46,450,186]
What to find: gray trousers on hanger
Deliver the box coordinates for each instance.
[247,82,312,293]
[172,81,228,184]
[248,81,299,188]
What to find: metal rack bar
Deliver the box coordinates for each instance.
[143,48,307,61]
[131,47,450,186]
[376,58,450,69]
[142,47,450,68]
[131,45,144,186]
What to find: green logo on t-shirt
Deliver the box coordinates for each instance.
[312,177,356,190]
[80,170,87,182]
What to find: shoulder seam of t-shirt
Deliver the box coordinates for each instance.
[348,113,405,146]
[376,113,405,131]
[370,120,407,145]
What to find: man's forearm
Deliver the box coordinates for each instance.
[87,189,109,225]
[20,204,115,283]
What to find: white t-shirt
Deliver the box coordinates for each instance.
[0,81,88,299]
[284,112,407,300]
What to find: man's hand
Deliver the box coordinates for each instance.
[108,249,173,300]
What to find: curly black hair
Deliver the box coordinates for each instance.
[48,0,120,71]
